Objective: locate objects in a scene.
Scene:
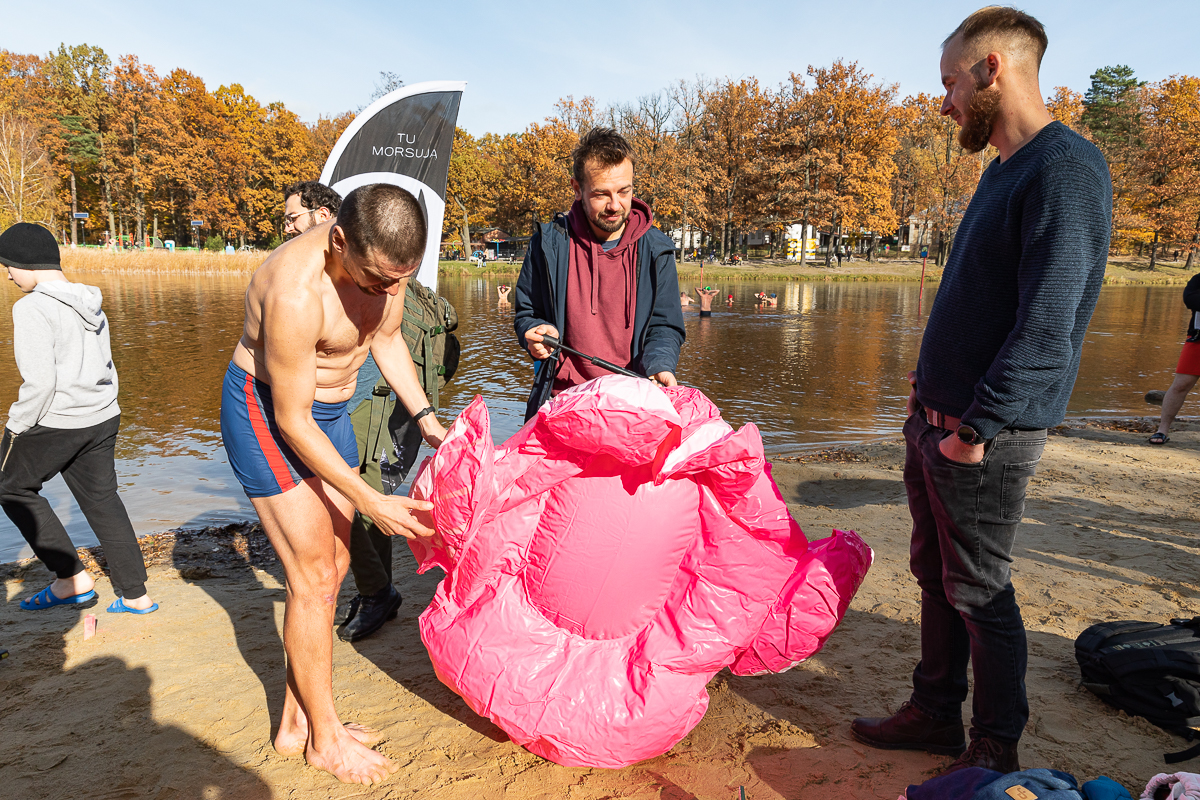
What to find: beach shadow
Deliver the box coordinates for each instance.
[789,474,906,509]
[0,570,270,798]
[170,519,289,738]
[346,543,510,744]
[644,771,701,799]
[730,605,1162,797]
[1018,492,1200,596]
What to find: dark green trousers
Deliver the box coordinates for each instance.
[348,514,392,597]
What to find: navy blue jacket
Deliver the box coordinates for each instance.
[513,212,685,421]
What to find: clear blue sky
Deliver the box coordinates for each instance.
[6,0,1198,136]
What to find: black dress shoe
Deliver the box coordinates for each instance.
[851,701,966,756]
[337,584,402,642]
[334,595,362,628]
[937,735,1019,776]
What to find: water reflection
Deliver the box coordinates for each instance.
[0,273,1188,560]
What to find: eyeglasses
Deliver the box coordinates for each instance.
[283,209,317,225]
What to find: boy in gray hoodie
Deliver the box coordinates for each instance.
[0,223,156,613]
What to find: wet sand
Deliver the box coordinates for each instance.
[1,417,1197,799]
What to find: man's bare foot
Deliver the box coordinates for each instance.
[274,721,380,757]
[52,572,96,600]
[305,732,397,785]
[120,593,155,611]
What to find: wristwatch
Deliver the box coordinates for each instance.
[956,423,985,446]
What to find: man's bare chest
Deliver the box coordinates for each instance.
[316,292,387,359]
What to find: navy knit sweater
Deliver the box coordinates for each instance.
[915,122,1112,440]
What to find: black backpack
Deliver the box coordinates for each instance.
[1076,617,1200,763]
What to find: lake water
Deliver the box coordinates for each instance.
[0,274,1188,561]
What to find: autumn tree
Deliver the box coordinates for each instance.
[1045,86,1085,131]
[893,91,994,265]
[491,97,594,235]
[445,127,499,253]
[0,114,55,227]
[698,78,766,258]
[1125,77,1200,268]
[44,44,114,241]
[667,78,710,258]
[802,61,899,264]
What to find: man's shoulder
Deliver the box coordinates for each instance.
[1023,123,1110,186]
[256,237,328,288]
[641,226,676,256]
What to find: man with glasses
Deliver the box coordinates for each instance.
[283,181,341,236]
[221,183,445,785]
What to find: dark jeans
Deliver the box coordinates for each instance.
[903,411,1045,743]
[348,514,392,597]
[0,416,147,598]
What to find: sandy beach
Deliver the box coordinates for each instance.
[2,416,1197,799]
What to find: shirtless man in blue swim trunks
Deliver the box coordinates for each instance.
[221,183,446,785]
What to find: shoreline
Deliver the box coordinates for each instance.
[0,414,1177,570]
[56,249,1197,285]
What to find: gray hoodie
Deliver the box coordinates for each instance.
[6,280,120,434]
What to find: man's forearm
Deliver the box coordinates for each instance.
[278,416,376,509]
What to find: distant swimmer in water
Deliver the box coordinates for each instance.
[764,293,778,307]
[726,293,734,306]
[679,291,694,307]
[696,286,720,317]
[498,284,511,306]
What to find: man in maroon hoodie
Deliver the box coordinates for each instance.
[514,128,686,419]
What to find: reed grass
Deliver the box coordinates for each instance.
[54,248,1187,286]
[60,247,266,275]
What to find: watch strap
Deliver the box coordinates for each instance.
[412,406,436,423]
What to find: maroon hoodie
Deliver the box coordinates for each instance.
[553,198,655,393]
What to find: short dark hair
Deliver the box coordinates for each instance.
[944,6,1048,68]
[336,183,427,270]
[284,180,342,214]
[571,127,635,185]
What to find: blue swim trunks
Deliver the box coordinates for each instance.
[220,362,358,498]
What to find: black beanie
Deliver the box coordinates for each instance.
[0,223,61,270]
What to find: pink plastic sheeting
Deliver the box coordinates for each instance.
[408,375,872,769]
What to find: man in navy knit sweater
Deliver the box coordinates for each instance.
[851,7,1111,775]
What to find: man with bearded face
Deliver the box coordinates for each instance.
[514,127,685,420]
[851,6,1111,776]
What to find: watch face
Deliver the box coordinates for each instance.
[957,424,978,445]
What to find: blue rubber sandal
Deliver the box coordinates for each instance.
[107,597,158,615]
[20,584,97,611]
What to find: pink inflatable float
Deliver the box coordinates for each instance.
[408,376,872,768]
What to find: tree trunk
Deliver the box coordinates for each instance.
[70,172,78,246]
[1149,230,1159,271]
[136,193,145,247]
[1185,210,1200,271]
[454,196,470,257]
[103,178,116,243]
